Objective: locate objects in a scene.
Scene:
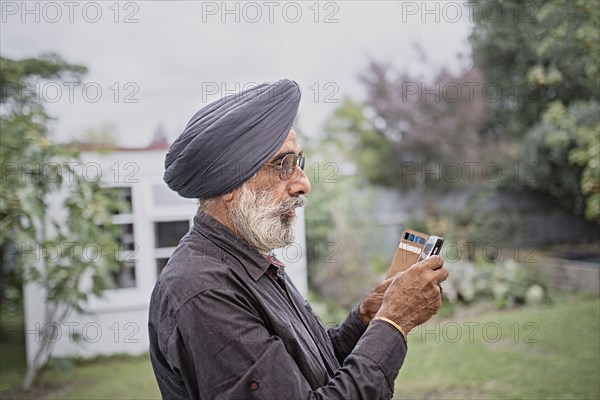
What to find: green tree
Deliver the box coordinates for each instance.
[470,0,600,219]
[470,0,599,137]
[324,61,495,192]
[0,54,126,390]
[542,101,600,221]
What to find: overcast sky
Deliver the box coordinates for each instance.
[1,1,472,147]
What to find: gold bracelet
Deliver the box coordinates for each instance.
[372,316,407,342]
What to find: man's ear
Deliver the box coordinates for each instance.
[221,190,235,204]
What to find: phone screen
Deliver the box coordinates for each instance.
[417,236,444,263]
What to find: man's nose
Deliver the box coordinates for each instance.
[288,167,311,197]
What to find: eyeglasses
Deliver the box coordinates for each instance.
[265,153,305,181]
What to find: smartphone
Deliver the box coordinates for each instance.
[386,229,443,279]
[416,235,444,263]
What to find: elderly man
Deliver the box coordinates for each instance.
[149,79,448,399]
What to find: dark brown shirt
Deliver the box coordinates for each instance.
[148,212,407,399]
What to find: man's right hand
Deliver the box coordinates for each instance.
[374,255,448,334]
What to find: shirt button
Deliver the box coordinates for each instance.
[249,381,259,390]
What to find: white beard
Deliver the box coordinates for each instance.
[228,183,306,254]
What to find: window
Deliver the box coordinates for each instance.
[154,220,190,280]
[118,223,135,251]
[154,221,190,248]
[112,260,136,288]
[110,187,137,289]
[112,187,133,214]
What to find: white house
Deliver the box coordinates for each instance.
[23,143,308,365]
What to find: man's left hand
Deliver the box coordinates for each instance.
[358,277,394,326]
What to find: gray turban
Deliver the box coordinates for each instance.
[163,79,301,199]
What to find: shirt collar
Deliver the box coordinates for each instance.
[192,211,272,282]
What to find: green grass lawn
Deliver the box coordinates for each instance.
[1,297,598,399]
[43,354,160,400]
[394,296,600,399]
[1,352,161,399]
[0,309,161,400]
[0,310,27,395]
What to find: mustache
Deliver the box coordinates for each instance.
[278,195,307,214]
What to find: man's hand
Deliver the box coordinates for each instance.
[375,256,448,333]
[358,277,395,326]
